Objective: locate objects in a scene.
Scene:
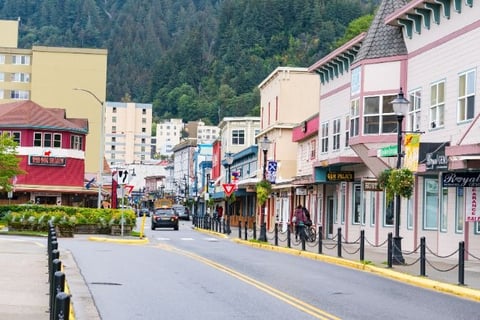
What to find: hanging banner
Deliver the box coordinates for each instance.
[466,187,480,222]
[404,133,420,172]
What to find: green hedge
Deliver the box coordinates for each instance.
[2,205,136,229]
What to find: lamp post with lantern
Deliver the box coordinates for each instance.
[390,87,410,264]
[259,136,271,242]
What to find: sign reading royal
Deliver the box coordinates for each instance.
[29,155,66,167]
[442,171,480,188]
[326,171,354,182]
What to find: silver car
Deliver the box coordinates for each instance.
[172,205,189,221]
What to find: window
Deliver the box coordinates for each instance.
[70,135,83,150]
[112,107,117,113]
[11,73,30,82]
[384,198,394,226]
[310,139,316,160]
[142,109,146,115]
[44,133,53,147]
[142,128,146,133]
[321,122,328,153]
[424,178,439,230]
[363,95,396,134]
[407,197,414,230]
[11,131,20,144]
[352,184,362,224]
[345,116,350,147]
[111,145,116,150]
[232,129,245,145]
[142,118,146,124]
[408,89,421,131]
[34,132,42,147]
[141,138,145,143]
[112,126,116,132]
[332,118,341,151]
[10,90,29,100]
[112,137,116,142]
[458,69,475,122]
[12,55,30,65]
[350,99,360,137]
[430,81,445,129]
[0,73,4,81]
[455,187,464,233]
[0,89,3,99]
[112,116,117,123]
[0,55,4,64]
[340,189,346,224]
[370,192,376,226]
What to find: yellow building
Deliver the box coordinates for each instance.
[0,19,108,179]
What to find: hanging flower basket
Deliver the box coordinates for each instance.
[378,168,414,202]
[256,180,272,206]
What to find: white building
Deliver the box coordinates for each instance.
[104,102,153,167]
[156,118,184,157]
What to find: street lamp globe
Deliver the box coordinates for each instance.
[260,135,271,153]
[391,87,410,117]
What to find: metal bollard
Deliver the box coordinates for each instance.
[49,259,62,318]
[54,292,71,320]
[274,223,278,246]
[337,228,342,258]
[287,227,291,248]
[387,232,393,268]
[360,230,365,261]
[420,237,426,276]
[238,221,242,238]
[49,249,59,281]
[244,221,248,240]
[253,222,256,240]
[459,241,465,285]
[51,271,65,319]
[318,225,323,254]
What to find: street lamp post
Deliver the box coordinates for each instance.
[259,136,271,242]
[204,166,212,219]
[73,88,105,209]
[390,88,410,265]
[224,152,234,234]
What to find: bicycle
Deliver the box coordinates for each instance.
[303,225,316,242]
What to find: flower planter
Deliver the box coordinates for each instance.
[110,224,133,236]
[74,224,102,234]
[55,225,75,238]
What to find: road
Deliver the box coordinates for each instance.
[59,219,480,320]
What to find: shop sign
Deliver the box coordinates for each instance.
[442,171,480,188]
[29,155,66,167]
[363,179,383,192]
[326,171,354,182]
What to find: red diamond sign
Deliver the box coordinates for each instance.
[222,183,236,196]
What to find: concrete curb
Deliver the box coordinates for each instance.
[232,238,480,302]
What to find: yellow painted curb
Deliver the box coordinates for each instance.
[232,239,480,302]
[88,236,149,245]
[194,227,229,238]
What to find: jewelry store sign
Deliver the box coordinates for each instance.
[29,156,66,167]
[442,172,480,187]
[326,171,354,182]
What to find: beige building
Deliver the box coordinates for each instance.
[105,102,153,167]
[0,19,107,180]
[257,67,320,231]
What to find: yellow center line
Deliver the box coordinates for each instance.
[155,243,341,320]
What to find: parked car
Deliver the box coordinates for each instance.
[172,205,189,220]
[138,208,151,217]
[151,207,178,230]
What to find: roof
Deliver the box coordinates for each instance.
[353,0,408,63]
[0,100,88,133]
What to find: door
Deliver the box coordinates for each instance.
[327,196,335,238]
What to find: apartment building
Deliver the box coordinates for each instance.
[156,118,184,157]
[0,19,108,180]
[197,121,220,144]
[104,102,152,167]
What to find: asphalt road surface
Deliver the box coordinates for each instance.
[59,219,480,320]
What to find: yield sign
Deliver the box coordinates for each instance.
[222,183,236,196]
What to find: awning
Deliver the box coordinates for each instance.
[13,184,102,195]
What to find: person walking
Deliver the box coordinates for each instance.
[293,205,307,240]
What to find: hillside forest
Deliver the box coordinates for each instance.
[0,0,380,125]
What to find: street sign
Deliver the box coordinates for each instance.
[222,183,235,196]
[377,145,397,157]
[268,161,277,172]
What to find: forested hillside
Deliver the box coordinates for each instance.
[0,0,380,125]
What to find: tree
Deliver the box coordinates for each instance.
[0,134,24,192]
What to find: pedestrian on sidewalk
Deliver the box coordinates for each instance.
[293,205,307,240]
